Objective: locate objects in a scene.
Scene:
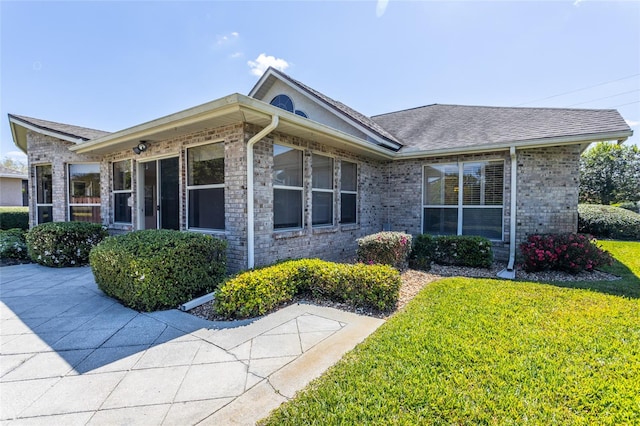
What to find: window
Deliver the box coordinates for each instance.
[340,161,357,224]
[35,164,53,224]
[112,160,132,223]
[68,163,101,223]
[270,94,308,118]
[187,143,225,230]
[312,154,333,226]
[423,161,504,239]
[273,144,303,230]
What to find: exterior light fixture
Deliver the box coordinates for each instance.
[133,142,148,155]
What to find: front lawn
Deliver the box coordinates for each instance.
[261,241,640,425]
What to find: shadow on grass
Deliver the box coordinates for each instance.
[540,257,640,300]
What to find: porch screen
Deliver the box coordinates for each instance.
[423,161,504,240]
[68,163,101,223]
[112,160,132,223]
[36,164,53,224]
[187,143,224,231]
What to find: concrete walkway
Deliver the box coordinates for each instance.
[0,264,384,425]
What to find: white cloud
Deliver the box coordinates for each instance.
[216,32,239,46]
[247,54,290,77]
[376,0,389,17]
[573,0,584,6]
[230,52,243,59]
[625,119,639,127]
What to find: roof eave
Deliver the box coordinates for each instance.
[394,130,634,159]
[9,114,87,154]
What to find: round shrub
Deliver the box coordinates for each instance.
[90,230,227,311]
[26,221,108,267]
[409,234,493,270]
[0,228,28,260]
[356,231,412,269]
[408,234,436,270]
[215,259,401,319]
[578,204,640,241]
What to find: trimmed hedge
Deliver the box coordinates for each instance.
[90,230,227,312]
[356,231,412,269]
[0,207,29,231]
[0,228,28,260]
[409,234,494,270]
[26,221,108,267]
[215,259,401,319]
[578,204,640,241]
[519,233,613,274]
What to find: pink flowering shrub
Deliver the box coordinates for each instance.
[519,233,613,274]
[356,231,412,270]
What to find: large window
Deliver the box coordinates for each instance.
[423,161,504,239]
[312,154,333,226]
[187,143,225,230]
[112,160,132,223]
[340,161,357,224]
[35,164,53,224]
[69,163,101,223]
[273,144,303,230]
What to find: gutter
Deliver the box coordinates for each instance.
[247,115,279,269]
[497,146,517,280]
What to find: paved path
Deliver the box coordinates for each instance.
[0,264,383,425]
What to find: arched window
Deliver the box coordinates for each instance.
[270,94,294,113]
[270,94,308,118]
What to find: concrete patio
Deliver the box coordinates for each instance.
[0,263,383,425]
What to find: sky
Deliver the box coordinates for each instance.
[1,0,639,163]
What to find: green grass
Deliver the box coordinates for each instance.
[261,241,640,425]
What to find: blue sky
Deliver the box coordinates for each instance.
[1,1,638,162]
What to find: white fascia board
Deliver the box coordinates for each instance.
[239,97,396,160]
[71,94,246,153]
[9,116,85,147]
[394,130,634,160]
[251,70,401,151]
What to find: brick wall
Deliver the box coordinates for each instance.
[516,145,581,240]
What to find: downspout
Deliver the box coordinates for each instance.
[498,146,517,279]
[247,115,279,269]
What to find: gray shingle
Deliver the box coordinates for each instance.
[371,104,631,153]
[9,114,110,141]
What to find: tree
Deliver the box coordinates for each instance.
[579,142,640,205]
[1,156,27,174]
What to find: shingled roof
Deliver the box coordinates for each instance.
[9,114,110,142]
[371,104,632,153]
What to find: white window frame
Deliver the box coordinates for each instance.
[35,164,53,224]
[340,161,358,225]
[112,159,133,224]
[311,153,334,227]
[68,163,101,223]
[185,141,225,232]
[273,144,304,231]
[422,160,504,240]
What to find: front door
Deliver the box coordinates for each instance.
[138,157,179,230]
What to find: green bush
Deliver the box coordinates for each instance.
[434,235,494,268]
[409,234,493,270]
[356,231,412,269]
[26,221,107,267]
[578,204,640,241]
[90,230,227,311]
[215,259,401,319]
[408,234,436,270]
[615,201,639,214]
[519,233,613,274]
[0,207,29,230]
[0,228,28,260]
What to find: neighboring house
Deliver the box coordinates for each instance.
[0,165,28,207]
[8,67,633,273]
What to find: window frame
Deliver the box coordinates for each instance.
[422,160,504,240]
[67,162,101,224]
[273,143,304,231]
[340,160,358,225]
[112,159,133,224]
[185,141,225,232]
[311,153,334,227]
[35,164,53,224]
